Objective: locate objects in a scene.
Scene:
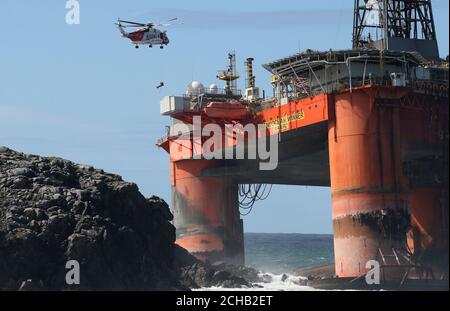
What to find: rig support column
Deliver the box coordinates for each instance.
[408,188,449,269]
[171,159,244,265]
[328,91,410,278]
[400,96,449,274]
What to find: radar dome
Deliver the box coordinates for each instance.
[186,81,205,95]
[209,84,218,94]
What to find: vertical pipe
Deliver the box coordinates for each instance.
[383,0,389,49]
[352,0,359,48]
[245,57,255,89]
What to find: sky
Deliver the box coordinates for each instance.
[0,0,448,234]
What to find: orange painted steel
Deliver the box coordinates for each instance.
[171,159,244,264]
[408,188,447,253]
[398,95,449,269]
[161,85,448,274]
[163,94,330,265]
[203,101,249,120]
[328,89,408,278]
[162,93,330,158]
[257,93,329,135]
[329,87,448,277]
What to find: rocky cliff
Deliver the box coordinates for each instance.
[0,147,258,290]
[0,146,183,290]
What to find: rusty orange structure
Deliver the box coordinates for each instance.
[158,0,449,283]
[170,159,244,264]
[329,86,448,277]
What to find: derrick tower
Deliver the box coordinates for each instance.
[353,0,439,59]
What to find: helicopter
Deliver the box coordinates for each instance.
[115,18,178,49]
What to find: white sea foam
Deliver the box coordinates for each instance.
[195,272,324,291]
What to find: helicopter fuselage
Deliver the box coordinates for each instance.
[125,28,169,46]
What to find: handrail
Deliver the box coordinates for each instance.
[183,88,242,97]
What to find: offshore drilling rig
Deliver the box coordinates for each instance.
[158,0,449,283]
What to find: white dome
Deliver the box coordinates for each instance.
[191,81,204,89]
[186,81,204,95]
[209,84,218,94]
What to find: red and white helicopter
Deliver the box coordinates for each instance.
[115,18,178,49]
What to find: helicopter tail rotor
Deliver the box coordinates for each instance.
[115,19,129,37]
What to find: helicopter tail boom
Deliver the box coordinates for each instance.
[116,23,129,37]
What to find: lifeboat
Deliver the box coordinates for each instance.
[203,101,249,120]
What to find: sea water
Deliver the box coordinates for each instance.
[199,233,334,291]
[245,233,334,274]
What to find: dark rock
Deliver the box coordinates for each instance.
[211,270,249,288]
[174,244,198,267]
[175,247,259,289]
[293,278,308,286]
[0,146,10,154]
[212,262,261,283]
[0,148,183,290]
[74,189,89,201]
[8,168,35,178]
[11,177,30,189]
[0,148,259,291]
[18,279,45,291]
[260,273,273,283]
[35,209,47,221]
[23,208,36,219]
[35,200,51,209]
[28,220,40,231]
[177,260,251,289]
[147,195,173,221]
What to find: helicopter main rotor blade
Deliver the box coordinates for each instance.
[117,20,147,26]
[154,19,181,27]
[122,24,147,28]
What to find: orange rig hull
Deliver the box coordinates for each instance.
[203,101,249,120]
[171,159,244,264]
[160,85,448,277]
[330,87,448,277]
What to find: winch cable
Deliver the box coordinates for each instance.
[238,184,273,216]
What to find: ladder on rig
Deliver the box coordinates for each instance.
[377,247,435,287]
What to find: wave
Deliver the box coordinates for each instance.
[195,272,323,291]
